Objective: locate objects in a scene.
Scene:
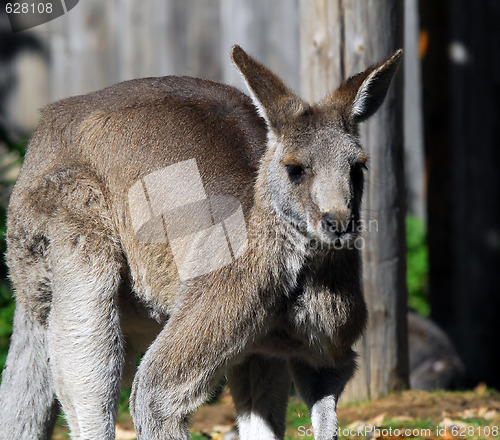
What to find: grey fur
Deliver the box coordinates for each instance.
[228,355,291,440]
[0,46,402,439]
[0,304,59,440]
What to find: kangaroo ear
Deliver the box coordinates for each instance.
[330,49,403,124]
[231,45,308,131]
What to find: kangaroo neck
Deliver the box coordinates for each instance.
[241,189,311,297]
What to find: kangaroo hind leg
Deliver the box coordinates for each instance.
[48,230,124,440]
[228,355,291,440]
[289,354,356,440]
[0,304,59,440]
[44,176,124,440]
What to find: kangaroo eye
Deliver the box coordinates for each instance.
[351,162,368,175]
[286,164,306,182]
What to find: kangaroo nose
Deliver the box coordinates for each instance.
[321,213,352,237]
[321,214,341,237]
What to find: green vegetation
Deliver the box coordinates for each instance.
[0,130,27,373]
[406,215,429,316]
[0,217,14,371]
[286,397,311,438]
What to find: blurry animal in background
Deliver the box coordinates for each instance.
[408,311,466,390]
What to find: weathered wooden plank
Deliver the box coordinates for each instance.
[48,0,118,100]
[403,0,425,219]
[46,1,300,103]
[220,0,300,92]
[299,0,344,100]
[300,0,408,401]
[184,0,221,80]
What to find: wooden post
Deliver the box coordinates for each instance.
[403,0,425,220]
[300,0,408,400]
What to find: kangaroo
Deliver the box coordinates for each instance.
[0,46,402,440]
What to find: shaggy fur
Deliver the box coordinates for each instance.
[0,46,402,439]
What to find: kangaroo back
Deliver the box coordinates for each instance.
[8,75,268,314]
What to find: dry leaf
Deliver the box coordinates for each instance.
[369,412,388,426]
[474,382,488,395]
[477,406,489,418]
[432,429,456,440]
[436,431,455,440]
[347,420,366,430]
[115,425,137,440]
[390,416,416,423]
[211,424,233,434]
[439,417,470,429]
[457,409,476,419]
[440,410,450,420]
[484,409,498,420]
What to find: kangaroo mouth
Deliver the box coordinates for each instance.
[317,218,361,249]
[305,230,359,253]
[330,231,358,248]
[284,213,361,251]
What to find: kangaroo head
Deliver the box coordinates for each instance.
[232,45,402,248]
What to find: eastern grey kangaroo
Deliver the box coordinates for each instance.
[0,46,402,440]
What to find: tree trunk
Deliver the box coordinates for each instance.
[300,0,408,400]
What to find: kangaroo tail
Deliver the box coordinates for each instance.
[0,303,59,440]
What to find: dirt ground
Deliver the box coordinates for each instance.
[338,385,500,421]
[191,386,500,436]
[53,385,500,439]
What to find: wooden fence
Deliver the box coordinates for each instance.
[45,0,300,101]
